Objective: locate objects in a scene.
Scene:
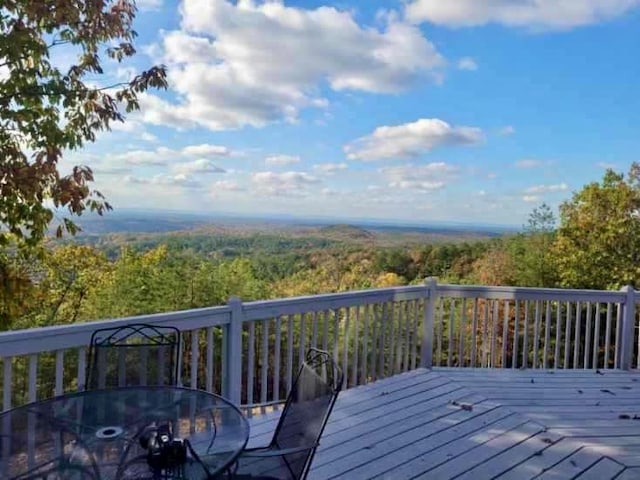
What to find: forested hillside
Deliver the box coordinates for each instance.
[2,164,640,332]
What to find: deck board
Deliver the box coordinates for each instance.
[245,367,640,479]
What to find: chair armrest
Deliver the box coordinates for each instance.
[241,444,318,458]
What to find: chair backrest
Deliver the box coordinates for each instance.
[271,348,343,480]
[86,324,181,390]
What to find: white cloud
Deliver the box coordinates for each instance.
[213,180,244,192]
[313,163,348,174]
[597,162,618,169]
[109,143,231,166]
[137,0,163,11]
[457,57,478,71]
[124,173,201,188]
[251,171,320,196]
[515,159,543,168]
[172,159,226,175]
[523,195,541,203]
[381,162,458,191]
[265,155,301,167]
[499,125,515,136]
[140,132,159,143]
[525,183,569,194]
[141,0,445,131]
[345,118,483,161]
[405,0,640,30]
[182,144,230,157]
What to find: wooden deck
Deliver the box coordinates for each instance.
[246,368,640,479]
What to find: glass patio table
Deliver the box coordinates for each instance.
[0,386,250,479]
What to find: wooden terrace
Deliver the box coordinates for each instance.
[248,368,640,479]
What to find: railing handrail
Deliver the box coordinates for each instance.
[437,284,629,302]
[0,306,232,357]
[241,286,427,321]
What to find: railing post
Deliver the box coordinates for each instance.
[421,277,438,368]
[224,297,244,405]
[620,285,637,370]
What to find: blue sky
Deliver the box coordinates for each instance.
[62,0,640,227]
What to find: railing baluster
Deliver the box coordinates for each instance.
[501,300,509,368]
[605,302,612,369]
[522,301,529,368]
[471,298,478,368]
[55,350,64,396]
[460,298,467,367]
[615,302,623,369]
[273,317,281,401]
[396,303,404,374]
[343,307,350,386]
[221,326,228,395]
[297,313,305,369]
[370,304,378,381]
[554,301,562,369]
[532,300,540,368]
[513,300,519,369]
[389,303,396,374]
[261,320,269,404]
[593,303,601,369]
[543,301,551,369]
[247,322,255,405]
[191,329,199,389]
[573,301,582,368]
[491,299,498,368]
[117,346,126,387]
[637,303,640,369]
[28,354,38,402]
[352,306,360,383]
[362,304,369,383]
[378,303,387,378]
[436,298,443,367]
[206,327,214,393]
[482,300,489,367]
[2,357,11,411]
[584,302,592,369]
[448,299,455,367]
[76,348,85,392]
[333,309,340,364]
[287,315,294,394]
[322,310,329,353]
[409,300,417,371]
[311,311,319,351]
[564,301,572,368]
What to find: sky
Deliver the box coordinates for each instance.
[60,0,640,227]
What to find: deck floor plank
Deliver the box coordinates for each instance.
[244,367,640,479]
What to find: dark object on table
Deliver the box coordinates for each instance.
[231,348,343,480]
[86,323,181,390]
[140,422,188,471]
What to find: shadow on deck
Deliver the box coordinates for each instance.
[247,368,640,479]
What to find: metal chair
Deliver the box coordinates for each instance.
[230,348,343,480]
[86,324,181,390]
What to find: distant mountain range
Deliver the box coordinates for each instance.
[66,208,520,237]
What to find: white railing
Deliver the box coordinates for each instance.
[1,280,639,413]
